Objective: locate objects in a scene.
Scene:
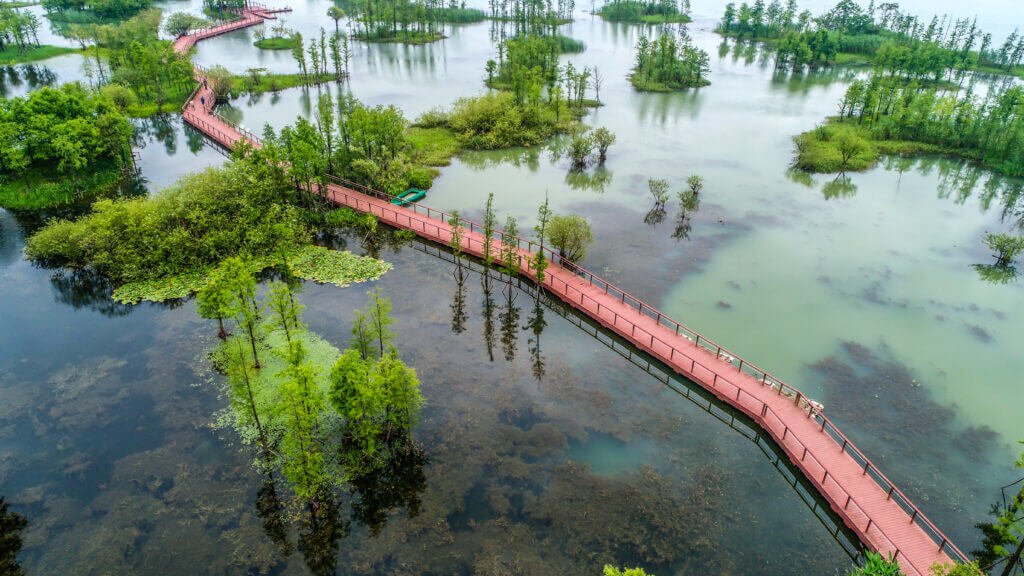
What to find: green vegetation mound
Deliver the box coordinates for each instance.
[792,121,939,173]
[0,45,78,65]
[631,33,710,91]
[254,35,301,50]
[112,246,391,304]
[25,159,309,283]
[0,83,135,210]
[418,92,577,150]
[597,0,691,24]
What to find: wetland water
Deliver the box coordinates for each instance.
[1,0,1023,573]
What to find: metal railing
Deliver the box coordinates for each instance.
[317,176,971,574]
[179,39,969,573]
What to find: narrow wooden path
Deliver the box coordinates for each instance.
[172,12,968,575]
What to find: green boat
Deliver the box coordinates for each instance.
[391,187,427,206]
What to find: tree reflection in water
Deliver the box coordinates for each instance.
[482,271,496,361]
[348,437,427,537]
[0,497,27,576]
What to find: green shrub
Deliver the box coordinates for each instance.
[26,160,309,283]
[446,92,565,149]
[793,122,881,173]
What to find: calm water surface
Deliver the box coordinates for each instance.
[2,0,1023,573]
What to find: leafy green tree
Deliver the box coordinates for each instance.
[568,128,596,171]
[329,348,382,453]
[835,130,870,172]
[482,192,497,267]
[205,65,234,100]
[447,210,464,257]
[369,351,422,438]
[648,177,670,208]
[984,233,1024,268]
[326,5,345,34]
[197,261,242,338]
[365,288,395,359]
[219,257,264,369]
[547,213,593,262]
[164,12,207,36]
[224,337,270,451]
[532,195,551,283]
[502,215,521,275]
[277,338,329,499]
[686,174,704,196]
[975,446,1024,576]
[266,280,304,345]
[593,127,616,164]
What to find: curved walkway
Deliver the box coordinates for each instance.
[172,10,967,575]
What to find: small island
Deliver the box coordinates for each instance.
[338,0,485,44]
[596,0,692,24]
[630,32,710,91]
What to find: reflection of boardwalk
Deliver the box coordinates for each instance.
[173,12,966,576]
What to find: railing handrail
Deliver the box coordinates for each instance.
[314,179,971,570]
[178,35,969,570]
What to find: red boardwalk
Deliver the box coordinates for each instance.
[173,14,967,575]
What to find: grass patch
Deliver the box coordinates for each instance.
[597,11,691,23]
[230,72,335,95]
[0,164,127,210]
[353,30,445,45]
[0,45,80,65]
[629,73,710,92]
[418,92,586,150]
[254,35,301,50]
[407,126,461,167]
[112,245,391,304]
[44,9,123,24]
[792,120,942,173]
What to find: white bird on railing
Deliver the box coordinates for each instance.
[809,400,825,413]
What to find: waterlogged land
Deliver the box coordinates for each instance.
[1,0,1023,573]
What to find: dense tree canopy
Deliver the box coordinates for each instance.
[836,78,1024,176]
[631,31,710,91]
[337,0,485,43]
[0,83,133,181]
[719,0,1024,78]
[41,0,153,19]
[597,0,690,24]
[25,156,309,283]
